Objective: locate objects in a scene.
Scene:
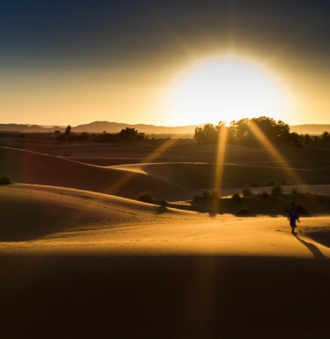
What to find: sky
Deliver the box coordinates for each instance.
[0,0,329,127]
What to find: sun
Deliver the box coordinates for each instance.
[164,55,289,126]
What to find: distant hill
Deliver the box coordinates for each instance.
[0,121,199,135]
[290,124,330,135]
[72,121,199,134]
[1,121,329,135]
[0,124,64,133]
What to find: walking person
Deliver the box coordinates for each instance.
[288,201,300,234]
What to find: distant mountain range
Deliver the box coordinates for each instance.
[0,121,200,134]
[0,123,64,133]
[0,121,329,135]
[71,121,200,134]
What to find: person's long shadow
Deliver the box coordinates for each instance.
[293,233,326,260]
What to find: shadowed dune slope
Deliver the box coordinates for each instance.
[2,146,330,201]
[112,160,330,189]
[0,147,187,199]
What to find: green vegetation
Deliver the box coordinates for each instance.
[161,198,167,207]
[202,190,211,200]
[118,127,144,143]
[242,188,252,196]
[0,175,11,185]
[271,184,283,196]
[191,189,330,215]
[194,123,221,145]
[137,191,155,203]
[260,191,270,199]
[2,116,329,147]
[193,116,329,147]
[64,125,72,136]
[232,192,242,202]
[56,126,145,143]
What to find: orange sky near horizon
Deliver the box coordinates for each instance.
[0,1,329,127]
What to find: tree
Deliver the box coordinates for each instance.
[194,124,218,144]
[64,125,72,136]
[303,134,312,145]
[229,116,290,145]
[275,120,290,141]
[216,121,228,142]
[250,116,290,141]
[272,184,283,195]
[118,127,144,143]
[230,118,250,142]
[288,132,302,146]
[321,131,330,142]
[0,175,11,185]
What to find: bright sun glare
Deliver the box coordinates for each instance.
[165,56,289,126]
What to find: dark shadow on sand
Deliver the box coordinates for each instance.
[1,254,330,339]
[303,230,330,249]
[294,233,326,260]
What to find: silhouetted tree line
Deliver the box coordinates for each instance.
[56,126,145,143]
[194,116,330,146]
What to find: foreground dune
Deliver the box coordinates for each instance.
[1,184,330,338]
[1,184,330,257]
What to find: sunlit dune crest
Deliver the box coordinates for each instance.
[0,183,329,258]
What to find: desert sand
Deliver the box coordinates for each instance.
[1,139,330,338]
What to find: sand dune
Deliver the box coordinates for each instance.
[1,183,330,257]
[0,183,176,242]
[1,141,330,338]
[0,146,188,200]
[1,184,330,338]
[2,146,330,202]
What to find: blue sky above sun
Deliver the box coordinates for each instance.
[0,0,329,126]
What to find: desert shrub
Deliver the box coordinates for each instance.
[203,190,210,200]
[137,191,154,203]
[0,175,11,185]
[161,198,167,207]
[237,207,251,215]
[297,203,308,214]
[260,191,269,199]
[271,184,283,196]
[193,195,204,203]
[232,192,242,202]
[242,188,252,196]
[292,187,299,194]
